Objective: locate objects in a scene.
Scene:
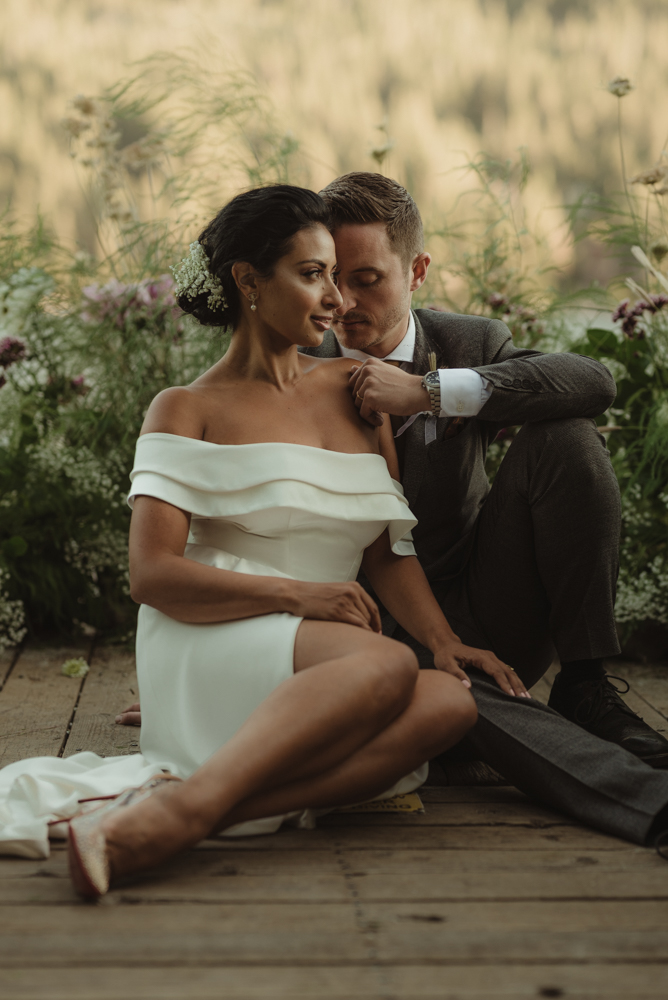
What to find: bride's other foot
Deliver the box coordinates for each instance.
[68,774,183,899]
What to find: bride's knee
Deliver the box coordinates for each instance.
[364,638,419,715]
[416,673,478,751]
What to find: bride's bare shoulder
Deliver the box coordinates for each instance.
[139,386,205,440]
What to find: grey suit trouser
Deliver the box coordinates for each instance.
[392,418,668,844]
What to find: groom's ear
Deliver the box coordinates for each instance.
[409,252,431,292]
[231,262,259,294]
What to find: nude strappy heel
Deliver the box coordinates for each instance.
[68,774,182,899]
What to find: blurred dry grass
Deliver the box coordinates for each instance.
[2,0,668,289]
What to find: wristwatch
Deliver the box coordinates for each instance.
[421,370,441,417]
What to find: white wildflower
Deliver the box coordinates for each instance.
[0,569,27,651]
[171,242,227,312]
[61,657,89,678]
[0,269,54,339]
[615,488,668,628]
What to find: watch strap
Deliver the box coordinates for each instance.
[421,371,441,417]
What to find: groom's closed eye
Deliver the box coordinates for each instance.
[352,270,384,287]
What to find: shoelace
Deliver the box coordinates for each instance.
[574,675,639,727]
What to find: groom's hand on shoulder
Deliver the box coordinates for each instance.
[349,359,430,424]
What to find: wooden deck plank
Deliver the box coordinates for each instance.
[2,963,668,1000]
[0,651,667,998]
[0,645,89,766]
[62,646,139,758]
[4,843,660,882]
[0,646,19,690]
[3,846,663,898]
[1,900,668,965]
[190,825,629,851]
[3,865,667,904]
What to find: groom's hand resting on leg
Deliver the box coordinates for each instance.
[433,640,530,698]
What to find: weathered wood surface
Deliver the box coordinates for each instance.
[2,963,668,1000]
[0,643,667,998]
[63,647,139,758]
[0,644,90,766]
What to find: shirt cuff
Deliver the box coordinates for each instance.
[437,369,491,417]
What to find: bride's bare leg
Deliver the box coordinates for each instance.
[100,624,420,877]
[219,669,475,829]
[98,623,476,882]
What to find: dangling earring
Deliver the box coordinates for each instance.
[249,293,257,312]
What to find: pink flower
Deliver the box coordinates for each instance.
[81,275,176,328]
[70,375,89,396]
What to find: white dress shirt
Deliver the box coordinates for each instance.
[339,312,491,428]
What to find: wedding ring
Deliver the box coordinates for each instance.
[356,392,363,402]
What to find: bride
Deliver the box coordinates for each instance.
[1,185,525,897]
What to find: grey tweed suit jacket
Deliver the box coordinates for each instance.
[303,309,616,583]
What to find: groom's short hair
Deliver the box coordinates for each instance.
[319,172,423,266]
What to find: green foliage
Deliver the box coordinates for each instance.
[0,260,228,641]
[569,302,668,636]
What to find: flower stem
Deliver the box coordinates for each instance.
[618,99,637,231]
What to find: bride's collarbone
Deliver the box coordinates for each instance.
[201,414,378,453]
[195,381,377,451]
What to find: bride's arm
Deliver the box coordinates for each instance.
[129,495,381,630]
[361,532,528,697]
[377,413,400,481]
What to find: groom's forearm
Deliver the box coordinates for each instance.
[362,536,458,654]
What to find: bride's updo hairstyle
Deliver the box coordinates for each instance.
[176,185,331,328]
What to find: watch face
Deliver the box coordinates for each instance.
[424,371,439,386]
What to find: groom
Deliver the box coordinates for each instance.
[305,171,668,844]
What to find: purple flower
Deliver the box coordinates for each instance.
[612,300,630,322]
[81,275,177,328]
[70,375,89,396]
[0,337,27,368]
[487,292,508,311]
[621,315,638,338]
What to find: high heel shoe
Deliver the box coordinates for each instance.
[68,774,182,900]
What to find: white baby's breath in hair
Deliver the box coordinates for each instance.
[170,242,227,312]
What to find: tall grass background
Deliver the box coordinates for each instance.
[3,0,668,292]
[1,0,667,651]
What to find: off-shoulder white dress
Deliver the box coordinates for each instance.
[0,433,427,857]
